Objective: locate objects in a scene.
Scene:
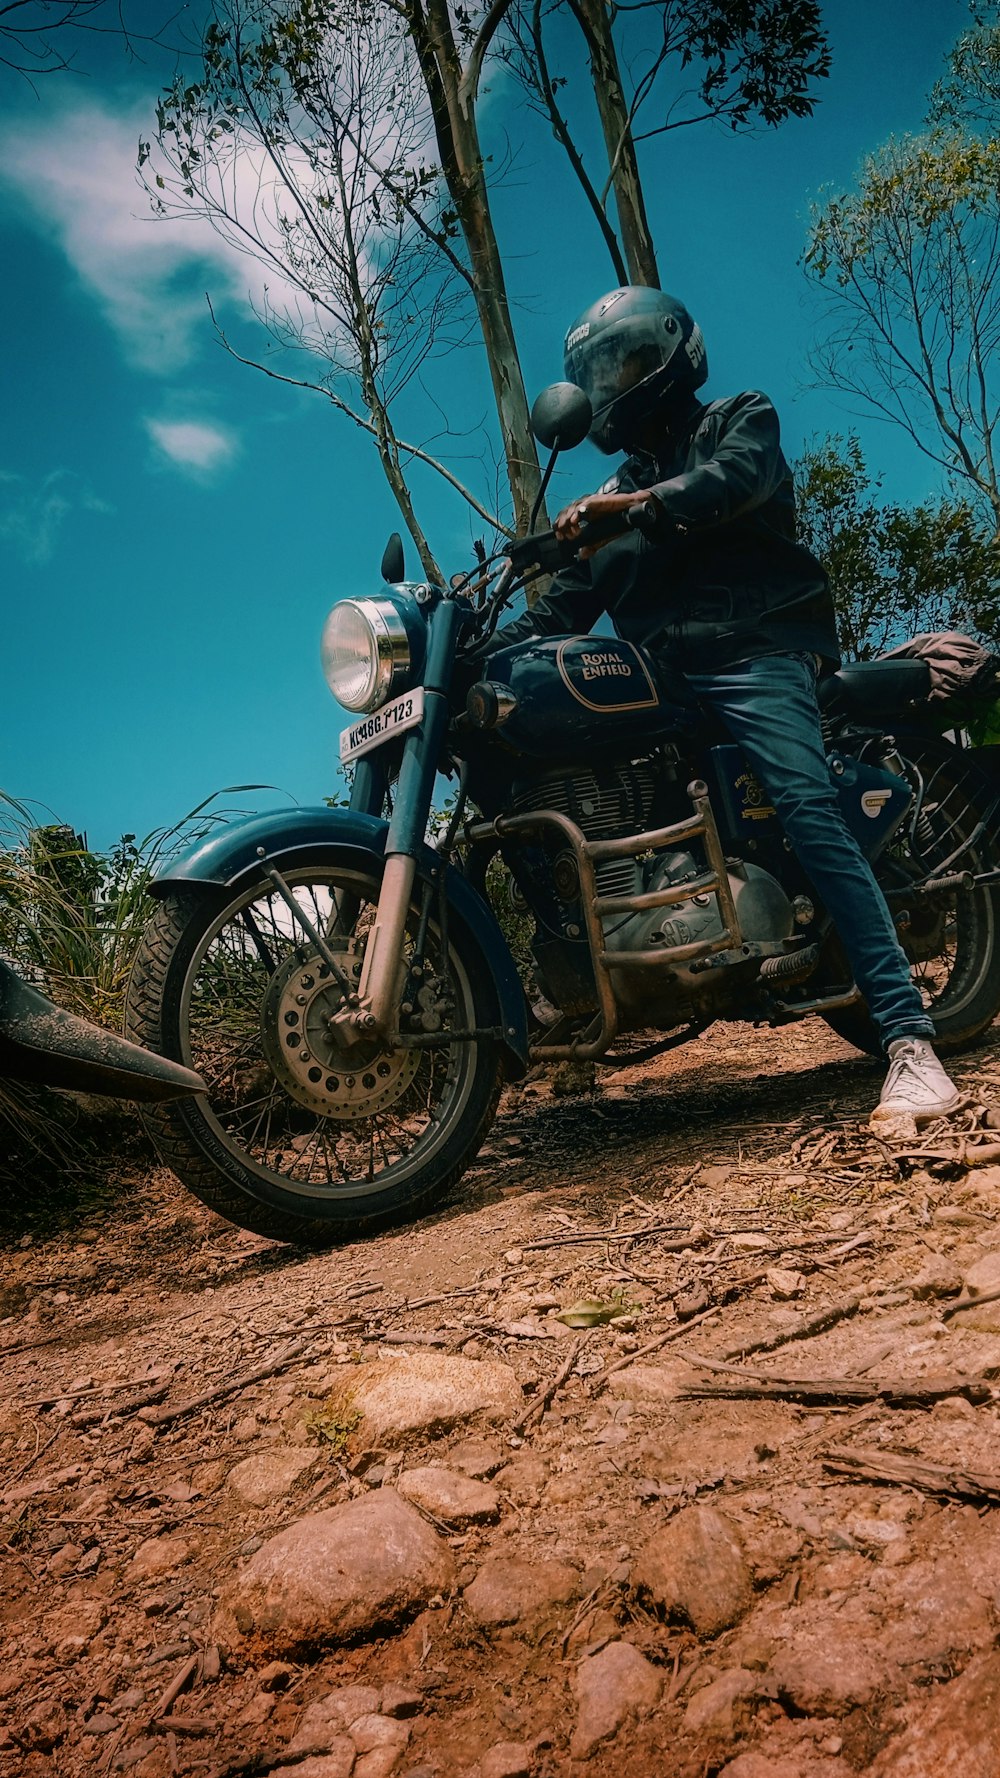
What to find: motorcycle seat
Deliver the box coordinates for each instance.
[818,658,931,716]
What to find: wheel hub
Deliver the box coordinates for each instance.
[260,948,419,1120]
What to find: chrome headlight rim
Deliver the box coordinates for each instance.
[322,596,412,714]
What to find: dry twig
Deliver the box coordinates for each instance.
[512,1334,587,1435]
[680,1369,992,1408]
[824,1443,1000,1503]
[145,1341,310,1428]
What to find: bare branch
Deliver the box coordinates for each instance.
[206,296,510,538]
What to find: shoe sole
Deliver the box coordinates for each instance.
[879,1091,964,1125]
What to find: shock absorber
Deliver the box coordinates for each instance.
[882,739,936,858]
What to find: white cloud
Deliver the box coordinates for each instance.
[146,417,237,475]
[0,469,112,565]
[0,100,282,373]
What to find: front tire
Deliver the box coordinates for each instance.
[126,861,503,1244]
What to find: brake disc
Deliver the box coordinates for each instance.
[260,948,419,1120]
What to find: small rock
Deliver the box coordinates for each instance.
[546,1469,601,1506]
[351,1713,410,1778]
[126,1535,193,1582]
[674,1285,712,1321]
[259,1661,295,1692]
[55,1634,91,1662]
[380,1687,423,1720]
[770,1630,882,1714]
[228,1446,317,1507]
[683,1669,755,1738]
[464,1558,578,1631]
[481,1742,532,1778]
[350,1353,522,1444]
[949,1303,1000,1334]
[192,1458,229,1495]
[217,1490,455,1657]
[290,1689,382,1752]
[910,1259,962,1300]
[271,1749,356,1778]
[49,1541,85,1577]
[234,1692,276,1729]
[745,1526,803,1586]
[766,1268,805,1300]
[932,1396,978,1422]
[448,1439,504,1478]
[607,1363,689,1403]
[631,1505,752,1637]
[351,1717,407,1754]
[494,1454,547,1504]
[17,1698,67,1753]
[83,1713,120,1736]
[962,1249,1000,1297]
[112,1737,159,1771]
[871,1646,1000,1773]
[570,1640,662,1759]
[397,1466,500,1526]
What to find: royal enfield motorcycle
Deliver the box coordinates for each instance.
[126,383,1000,1244]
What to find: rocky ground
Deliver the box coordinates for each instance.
[5,1019,1000,1778]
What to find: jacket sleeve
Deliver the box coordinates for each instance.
[651,391,786,532]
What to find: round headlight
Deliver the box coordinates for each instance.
[321,598,411,714]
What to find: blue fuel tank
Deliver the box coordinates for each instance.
[476,634,689,761]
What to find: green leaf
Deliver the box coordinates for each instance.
[554,1296,633,1329]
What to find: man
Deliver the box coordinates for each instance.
[497,285,960,1120]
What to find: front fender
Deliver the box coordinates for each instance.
[153,805,528,1074]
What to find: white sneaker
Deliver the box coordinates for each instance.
[879,1039,962,1122]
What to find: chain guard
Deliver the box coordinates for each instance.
[260,947,419,1120]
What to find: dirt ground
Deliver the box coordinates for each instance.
[5,1017,1000,1778]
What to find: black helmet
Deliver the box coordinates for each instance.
[563,286,708,454]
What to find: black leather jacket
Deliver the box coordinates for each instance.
[492,390,840,675]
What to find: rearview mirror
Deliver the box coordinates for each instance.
[381,533,405,583]
[530,382,592,452]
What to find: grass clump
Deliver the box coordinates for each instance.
[0,787,263,1231]
[304,1397,363,1455]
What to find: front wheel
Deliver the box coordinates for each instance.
[823,737,1000,1058]
[125,860,503,1244]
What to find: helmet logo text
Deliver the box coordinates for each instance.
[684,325,706,371]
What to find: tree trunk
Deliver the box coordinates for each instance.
[573,0,659,289]
[407,0,546,541]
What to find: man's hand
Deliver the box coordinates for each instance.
[554,489,654,559]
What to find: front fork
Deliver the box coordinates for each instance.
[345,599,462,1040]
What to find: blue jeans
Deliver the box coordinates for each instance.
[683,653,935,1051]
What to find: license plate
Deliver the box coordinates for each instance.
[339,687,425,763]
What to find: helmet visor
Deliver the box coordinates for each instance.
[565,329,669,416]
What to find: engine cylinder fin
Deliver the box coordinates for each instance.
[510,764,658,903]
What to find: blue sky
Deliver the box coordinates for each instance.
[0,0,968,849]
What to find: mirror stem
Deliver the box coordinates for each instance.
[528,445,560,536]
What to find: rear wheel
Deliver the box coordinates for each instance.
[126,861,503,1244]
[823,738,1000,1057]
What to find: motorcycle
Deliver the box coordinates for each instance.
[125,382,1000,1244]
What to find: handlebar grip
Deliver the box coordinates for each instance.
[574,510,633,548]
[625,498,660,537]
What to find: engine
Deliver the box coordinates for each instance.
[505,761,795,1026]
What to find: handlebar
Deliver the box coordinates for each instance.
[505,498,660,576]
